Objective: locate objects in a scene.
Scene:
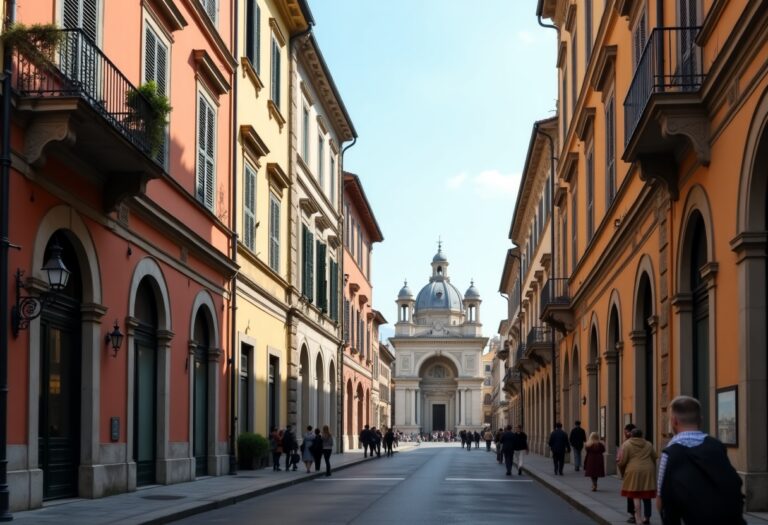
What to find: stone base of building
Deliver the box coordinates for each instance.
[744,470,768,512]
[8,468,42,512]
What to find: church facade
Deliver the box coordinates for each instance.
[390,248,488,435]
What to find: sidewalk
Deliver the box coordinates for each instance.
[520,453,768,525]
[12,444,418,525]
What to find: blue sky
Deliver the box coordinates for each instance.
[311,0,557,340]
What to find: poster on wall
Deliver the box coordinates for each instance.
[716,386,738,446]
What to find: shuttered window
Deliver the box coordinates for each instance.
[63,0,98,97]
[302,225,314,302]
[585,0,593,62]
[271,37,281,108]
[196,94,216,211]
[202,0,217,24]
[245,0,260,74]
[561,66,568,139]
[605,94,616,206]
[144,25,169,165]
[316,241,327,313]
[269,194,280,272]
[571,29,577,122]
[632,9,647,70]
[329,260,338,321]
[329,156,336,206]
[343,299,350,343]
[302,106,310,160]
[243,164,257,250]
[571,185,578,270]
[63,0,98,41]
[586,144,595,241]
[317,135,325,189]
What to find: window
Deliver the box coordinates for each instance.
[343,299,350,343]
[586,143,595,241]
[605,94,616,205]
[269,194,280,271]
[329,259,339,321]
[571,29,578,122]
[585,0,593,63]
[366,243,371,279]
[329,155,336,206]
[202,0,217,23]
[243,163,257,250]
[632,8,647,69]
[302,225,314,302]
[561,65,568,140]
[561,215,568,276]
[245,0,260,74]
[571,185,578,270]
[196,93,216,211]
[317,135,325,188]
[268,355,279,430]
[302,106,310,161]
[316,240,327,312]
[144,24,169,166]
[271,37,281,107]
[63,0,98,41]
[357,226,363,264]
[239,345,251,432]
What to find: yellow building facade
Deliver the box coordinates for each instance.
[501,0,768,510]
[233,0,312,437]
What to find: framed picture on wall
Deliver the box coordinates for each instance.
[716,386,738,446]
[599,406,606,440]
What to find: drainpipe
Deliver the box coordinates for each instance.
[0,0,16,519]
[228,0,239,476]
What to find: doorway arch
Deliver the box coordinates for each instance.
[633,261,656,443]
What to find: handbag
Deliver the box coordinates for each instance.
[291,452,300,465]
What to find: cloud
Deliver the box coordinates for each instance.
[516,31,537,46]
[445,169,521,199]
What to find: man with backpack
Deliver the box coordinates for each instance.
[656,395,745,525]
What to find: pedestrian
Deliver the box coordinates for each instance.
[583,432,605,491]
[467,431,472,451]
[657,395,745,525]
[618,428,657,525]
[495,428,503,464]
[269,426,283,471]
[483,428,493,451]
[360,425,371,457]
[500,425,516,476]
[618,423,637,522]
[302,425,315,473]
[473,430,480,449]
[384,427,395,457]
[548,422,570,475]
[459,429,466,448]
[373,427,382,457]
[312,427,324,472]
[321,425,334,477]
[282,424,298,471]
[512,425,529,475]
[569,420,587,472]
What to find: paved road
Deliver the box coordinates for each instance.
[176,443,596,524]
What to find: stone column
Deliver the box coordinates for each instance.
[630,330,646,432]
[603,345,619,475]
[457,390,462,425]
[586,363,598,436]
[415,388,420,426]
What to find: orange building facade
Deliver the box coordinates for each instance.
[501,0,768,511]
[2,0,235,510]
[341,172,383,450]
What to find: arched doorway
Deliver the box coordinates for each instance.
[417,356,459,432]
[39,233,82,500]
[588,325,599,435]
[192,307,213,477]
[134,278,158,486]
[315,354,324,427]
[607,304,621,457]
[300,345,309,429]
[562,352,570,432]
[571,347,581,427]
[345,379,353,447]
[634,271,656,443]
[356,383,364,436]
[688,212,710,429]
[329,361,337,444]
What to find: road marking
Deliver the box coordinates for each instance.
[315,477,405,481]
[444,478,533,482]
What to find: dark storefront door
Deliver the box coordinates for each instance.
[193,350,208,477]
[432,404,446,431]
[134,336,156,485]
[39,300,80,500]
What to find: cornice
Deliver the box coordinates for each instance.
[145,0,188,32]
[182,0,237,71]
[267,162,290,193]
[193,49,231,96]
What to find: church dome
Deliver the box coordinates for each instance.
[464,280,481,300]
[398,281,413,300]
[415,280,464,313]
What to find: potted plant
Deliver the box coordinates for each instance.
[125,81,172,156]
[237,432,269,470]
[1,22,62,62]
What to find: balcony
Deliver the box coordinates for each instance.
[12,29,166,211]
[623,26,707,200]
[503,367,522,396]
[497,340,510,360]
[540,278,574,333]
[513,342,535,378]
[524,326,553,369]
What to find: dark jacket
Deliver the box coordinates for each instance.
[660,436,745,525]
[569,426,587,449]
[584,442,606,478]
[360,429,371,445]
[500,430,516,453]
[282,429,297,451]
[513,431,529,451]
[549,428,570,454]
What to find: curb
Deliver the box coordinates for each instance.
[521,466,612,525]
[143,450,410,525]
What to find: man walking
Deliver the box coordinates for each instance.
[282,424,297,471]
[360,425,372,458]
[500,425,516,476]
[548,422,570,475]
[569,420,587,472]
[483,428,494,451]
[473,430,480,449]
[513,424,529,475]
[384,427,395,457]
[657,396,745,525]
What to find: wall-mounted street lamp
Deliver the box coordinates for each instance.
[11,241,71,337]
[106,321,124,357]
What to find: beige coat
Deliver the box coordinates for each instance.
[618,437,657,493]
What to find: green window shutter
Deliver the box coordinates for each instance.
[243,165,256,250]
[197,95,216,211]
[246,0,260,74]
[271,38,281,107]
[269,196,280,272]
[343,299,350,343]
[316,242,327,312]
[329,260,338,321]
[301,225,308,297]
[307,231,314,303]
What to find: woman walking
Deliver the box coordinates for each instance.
[583,432,605,491]
[301,426,315,473]
[321,425,334,476]
[311,428,324,472]
[618,428,657,525]
[269,426,283,471]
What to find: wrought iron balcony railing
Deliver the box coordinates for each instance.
[515,343,526,364]
[12,28,160,162]
[526,326,552,347]
[624,26,704,146]
[540,278,570,318]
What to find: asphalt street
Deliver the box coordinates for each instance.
[175,443,596,524]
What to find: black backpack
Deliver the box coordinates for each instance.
[660,436,745,525]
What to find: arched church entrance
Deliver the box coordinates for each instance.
[418,356,459,433]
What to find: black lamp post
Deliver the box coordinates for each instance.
[106,321,124,357]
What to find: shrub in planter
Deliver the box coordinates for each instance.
[125,81,172,156]
[237,432,269,470]
[1,23,63,63]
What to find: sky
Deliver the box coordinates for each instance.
[310,0,558,341]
